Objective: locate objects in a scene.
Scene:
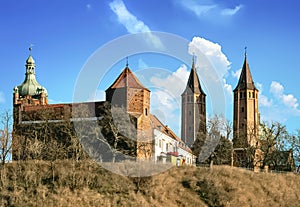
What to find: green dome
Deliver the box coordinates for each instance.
[14,55,48,98]
[17,78,48,97]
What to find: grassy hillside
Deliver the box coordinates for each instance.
[0,160,299,207]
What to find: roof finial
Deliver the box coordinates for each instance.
[29,44,34,55]
[244,46,247,58]
[126,56,129,67]
[192,53,195,68]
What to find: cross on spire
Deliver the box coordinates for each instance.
[244,46,247,57]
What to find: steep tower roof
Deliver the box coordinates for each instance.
[106,66,150,92]
[234,54,257,91]
[182,57,205,95]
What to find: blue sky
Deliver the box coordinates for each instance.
[1,0,300,136]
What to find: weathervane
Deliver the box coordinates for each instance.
[244,46,247,57]
[29,44,34,55]
[126,56,129,67]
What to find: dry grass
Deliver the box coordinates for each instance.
[0,161,299,207]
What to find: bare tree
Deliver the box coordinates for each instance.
[259,121,290,169]
[193,115,232,165]
[0,110,12,167]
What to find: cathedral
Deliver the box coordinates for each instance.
[12,47,262,167]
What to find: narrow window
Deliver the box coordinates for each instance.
[241,107,244,112]
[240,92,243,98]
[252,92,255,98]
[145,108,148,116]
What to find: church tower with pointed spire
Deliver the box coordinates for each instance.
[233,51,259,149]
[181,57,206,147]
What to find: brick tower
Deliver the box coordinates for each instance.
[181,58,206,147]
[105,63,152,159]
[233,51,260,167]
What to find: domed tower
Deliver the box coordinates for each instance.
[13,47,48,124]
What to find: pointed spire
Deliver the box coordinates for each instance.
[182,56,205,95]
[234,49,257,91]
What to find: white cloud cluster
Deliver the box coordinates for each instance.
[149,65,189,136]
[270,81,284,96]
[177,0,243,18]
[188,36,231,105]
[282,94,299,109]
[270,81,299,111]
[189,36,231,77]
[109,0,163,49]
[256,82,272,107]
[150,64,189,100]
[0,92,5,103]
[223,79,233,100]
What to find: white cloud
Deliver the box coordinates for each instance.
[189,36,231,79]
[282,94,299,109]
[177,0,217,16]
[257,82,300,124]
[177,0,243,18]
[150,64,189,99]
[109,0,163,49]
[223,79,233,100]
[256,82,272,107]
[0,92,5,103]
[259,94,273,107]
[269,81,300,113]
[270,81,284,97]
[221,5,243,16]
[149,65,189,136]
[232,68,242,79]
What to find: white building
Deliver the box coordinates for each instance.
[150,115,196,166]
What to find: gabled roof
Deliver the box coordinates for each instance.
[150,114,192,153]
[234,55,257,91]
[182,59,205,95]
[106,66,150,92]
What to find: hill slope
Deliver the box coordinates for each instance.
[0,160,299,207]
